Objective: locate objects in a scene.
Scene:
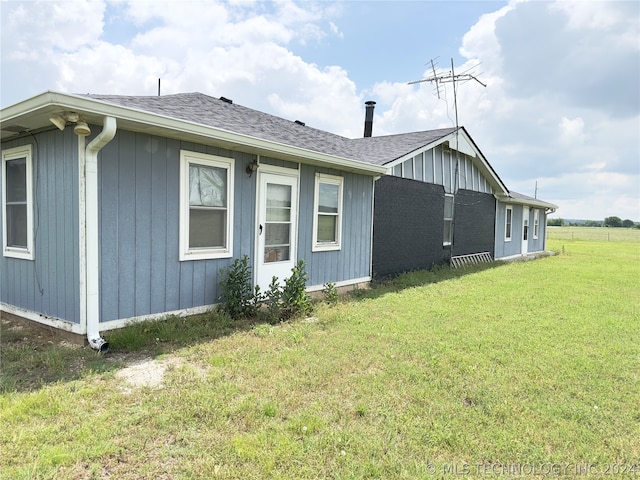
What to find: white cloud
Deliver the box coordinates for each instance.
[558,117,586,145]
[1,0,638,221]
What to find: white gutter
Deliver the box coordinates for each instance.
[84,116,117,352]
[2,91,387,177]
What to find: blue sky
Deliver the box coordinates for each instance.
[1,0,639,221]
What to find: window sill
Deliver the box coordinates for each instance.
[3,247,34,260]
[179,249,232,261]
[312,244,341,253]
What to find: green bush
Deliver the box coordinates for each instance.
[218,257,313,322]
[219,255,262,319]
[281,260,313,319]
[322,282,339,306]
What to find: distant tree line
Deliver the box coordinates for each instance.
[547,216,639,228]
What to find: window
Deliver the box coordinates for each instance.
[443,194,454,245]
[179,151,234,260]
[2,145,34,260]
[533,209,539,239]
[313,173,343,251]
[505,205,513,241]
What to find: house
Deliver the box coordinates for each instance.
[1,91,387,350]
[1,91,557,349]
[349,108,557,277]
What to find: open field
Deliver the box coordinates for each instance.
[1,238,639,478]
[547,225,640,242]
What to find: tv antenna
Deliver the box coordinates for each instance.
[408,57,486,130]
[408,58,486,260]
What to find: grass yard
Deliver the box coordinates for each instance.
[1,238,639,478]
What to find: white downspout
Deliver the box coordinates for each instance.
[84,116,117,352]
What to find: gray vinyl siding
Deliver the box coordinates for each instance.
[495,203,548,258]
[495,202,524,258]
[0,129,80,323]
[98,130,257,322]
[528,208,546,252]
[97,129,373,321]
[298,165,373,286]
[396,145,493,195]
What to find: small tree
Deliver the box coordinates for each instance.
[547,218,563,226]
[604,216,622,228]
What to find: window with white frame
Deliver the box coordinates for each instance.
[2,145,34,260]
[505,205,513,241]
[533,209,539,239]
[179,150,234,261]
[313,173,343,251]
[443,193,454,245]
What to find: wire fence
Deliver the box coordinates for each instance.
[547,226,640,243]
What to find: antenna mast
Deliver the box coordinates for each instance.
[408,58,487,261]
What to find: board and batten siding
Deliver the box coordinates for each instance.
[494,202,548,258]
[298,164,374,287]
[495,202,524,258]
[0,129,81,323]
[98,131,256,323]
[393,145,493,195]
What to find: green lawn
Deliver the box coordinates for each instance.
[1,238,639,479]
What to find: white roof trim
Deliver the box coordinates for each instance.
[384,128,509,195]
[1,91,387,176]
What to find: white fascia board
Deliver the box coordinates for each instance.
[496,194,559,211]
[2,91,387,177]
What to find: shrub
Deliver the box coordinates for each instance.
[281,260,313,320]
[219,255,262,319]
[322,282,339,306]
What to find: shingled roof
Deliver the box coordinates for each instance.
[81,92,456,166]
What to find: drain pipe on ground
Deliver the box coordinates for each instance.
[84,116,117,352]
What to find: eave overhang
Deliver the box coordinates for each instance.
[1,91,387,177]
[495,192,559,212]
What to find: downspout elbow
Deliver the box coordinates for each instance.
[85,116,117,352]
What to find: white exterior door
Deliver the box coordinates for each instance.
[256,168,299,291]
[521,206,529,254]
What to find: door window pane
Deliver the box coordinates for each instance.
[264,183,292,263]
[265,223,290,247]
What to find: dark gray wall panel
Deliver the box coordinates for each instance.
[372,176,448,279]
[452,189,496,257]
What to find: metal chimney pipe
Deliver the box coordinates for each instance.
[364,101,376,137]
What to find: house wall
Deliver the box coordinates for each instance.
[299,164,374,287]
[0,129,80,323]
[372,176,447,278]
[452,189,496,257]
[528,208,547,252]
[97,130,376,323]
[394,145,493,195]
[495,202,524,258]
[98,131,257,322]
[495,202,549,258]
